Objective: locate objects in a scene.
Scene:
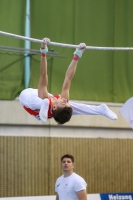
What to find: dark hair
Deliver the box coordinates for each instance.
[61,154,74,163]
[52,106,72,124]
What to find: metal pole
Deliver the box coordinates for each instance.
[25,0,31,88]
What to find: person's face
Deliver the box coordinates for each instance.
[61,157,74,172]
[53,98,70,110]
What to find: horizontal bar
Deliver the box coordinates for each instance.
[0,31,133,51]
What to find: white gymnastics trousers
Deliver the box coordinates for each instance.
[19,88,117,120]
[120,97,133,129]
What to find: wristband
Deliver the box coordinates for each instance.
[73,54,80,61]
[73,50,82,58]
[41,53,46,57]
[40,47,48,53]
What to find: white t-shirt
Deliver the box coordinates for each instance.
[55,172,87,200]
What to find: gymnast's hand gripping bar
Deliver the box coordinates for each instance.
[0,31,133,51]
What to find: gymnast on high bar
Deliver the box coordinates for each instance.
[19,37,117,124]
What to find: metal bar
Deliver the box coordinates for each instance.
[25,0,31,88]
[0,46,66,58]
[0,31,133,51]
[0,45,58,54]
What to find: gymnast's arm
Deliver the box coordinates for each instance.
[37,38,51,123]
[38,38,50,99]
[76,189,87,200]
[61,43,86,100]
[60,59,79,100]
[55,193,59,200]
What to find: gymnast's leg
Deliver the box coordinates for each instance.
[69,101,117,120]
[19,88,43,110]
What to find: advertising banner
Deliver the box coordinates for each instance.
[100,193,133,200]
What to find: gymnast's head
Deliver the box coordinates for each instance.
[52,97,72,124]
